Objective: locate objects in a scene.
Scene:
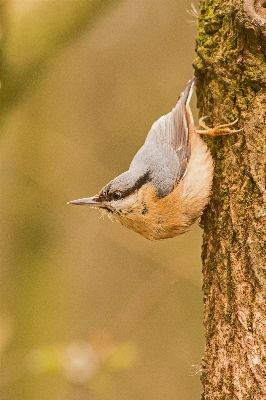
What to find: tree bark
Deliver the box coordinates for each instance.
[194,1,266,398]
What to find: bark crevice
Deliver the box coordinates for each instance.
[195,0,266,398]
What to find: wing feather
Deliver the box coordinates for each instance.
[130,78,195,198]
[145,77,194,184]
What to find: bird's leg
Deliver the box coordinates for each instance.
[195,117,243,137]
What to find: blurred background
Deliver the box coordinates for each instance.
[0,1,203,399]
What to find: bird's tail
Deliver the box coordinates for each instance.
[183,77,195,107]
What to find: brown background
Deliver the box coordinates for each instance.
[0,1,203,399]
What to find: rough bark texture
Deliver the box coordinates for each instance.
[194,0,266,399]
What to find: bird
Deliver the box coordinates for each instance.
[68,78,241,240]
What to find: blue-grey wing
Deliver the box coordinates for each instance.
[130,78,194,198]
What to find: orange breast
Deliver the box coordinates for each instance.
[114,130,213,240]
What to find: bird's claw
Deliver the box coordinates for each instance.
[196,117,243,137]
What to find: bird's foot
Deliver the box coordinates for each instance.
[195,117,243,137]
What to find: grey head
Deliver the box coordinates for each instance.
[69,77,195,209]
[69,169,150,211]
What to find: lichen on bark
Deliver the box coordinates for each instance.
[194,0,266,398]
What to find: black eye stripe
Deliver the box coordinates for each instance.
[99,171,150,202]
[118,171,150,199]
[112,191,122,200]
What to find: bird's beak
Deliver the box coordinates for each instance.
[67,196,100,206]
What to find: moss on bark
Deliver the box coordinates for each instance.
[195,0,266,398]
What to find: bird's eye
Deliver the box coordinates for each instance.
[112,191,122,200]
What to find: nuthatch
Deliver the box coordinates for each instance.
[69,78,240,240]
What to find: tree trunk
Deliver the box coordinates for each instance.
[194,1,266,398]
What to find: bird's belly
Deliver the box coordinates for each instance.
[114,132,214,240]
